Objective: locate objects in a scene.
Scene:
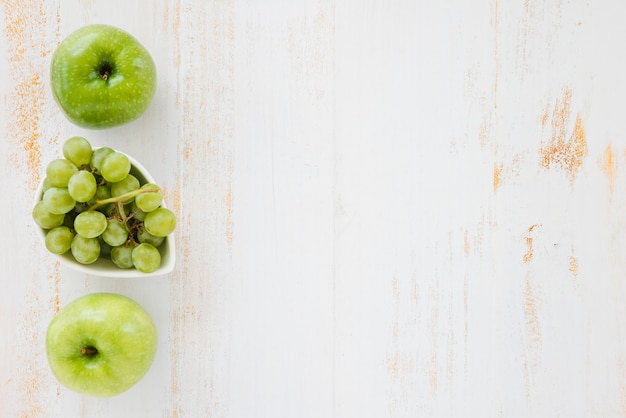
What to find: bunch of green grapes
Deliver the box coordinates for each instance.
[32,136,176,273]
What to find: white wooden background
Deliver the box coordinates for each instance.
[1,1,626,417]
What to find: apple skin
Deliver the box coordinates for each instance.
[46,292,158,397]
[50,24,157,129]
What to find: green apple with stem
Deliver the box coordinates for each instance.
[50,24,157,129]
[46,292,158,397]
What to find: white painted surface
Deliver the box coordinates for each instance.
[1,1,626,417]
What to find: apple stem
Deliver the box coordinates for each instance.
[81,346,98,356]
[102,72,109,81]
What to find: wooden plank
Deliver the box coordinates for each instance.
[334,2,497,416]
[227,1,336,417]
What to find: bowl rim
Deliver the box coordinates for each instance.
[34,148,176,278]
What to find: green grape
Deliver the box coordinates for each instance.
[98,237,113,259]
[70,235,100,264]
[135,183,162,212]
[132,243,161,273]
[137,228,165,247]
[42,187,76,215]
[46,158,78,187]
[73,202,89,214]
[42,177,53,192]
[73,210,107,238]
[130,201,147,221]
[67,170,97,202]
[102,201,133,218]
[63,136,92,167]
[100,151,130,183]
[111,245,134,269]
[99,202,119,217]
[144,208,176,237]
[89,183,112,207]
[61,209,77,228]
[32,201,65,229]
[45,226,74,254]
[110,174,140,204]
[102,218,129,247]
[90,147,114,174]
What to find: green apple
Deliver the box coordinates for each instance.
[46,292,158,397]
[50,24,157,129]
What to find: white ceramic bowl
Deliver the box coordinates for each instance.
[34,150,176,278]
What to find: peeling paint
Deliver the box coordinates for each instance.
[494,162,504,191]
[568,251,578,277]
[539,88,588,183]
[523,236,534,264]
[49,261,60,313]
[599,145,617,195]
[523,224,540,264]
[1,1,56,191]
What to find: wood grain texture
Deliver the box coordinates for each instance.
[1,1,626,417]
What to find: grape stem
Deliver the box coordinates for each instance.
[88,187,159,212]
[117,201,128,224]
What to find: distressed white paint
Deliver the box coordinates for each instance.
[1,1,626,417]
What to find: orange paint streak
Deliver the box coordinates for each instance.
[523,237,534,263]
[523,224,539,264]
[540,107,550,128]
[568,254,578,277]
[164,185,184,232]
[494,162,503,191]
[49,261,61,312]
[599,145,617,195]
[182,143,193,160]
[539,89,588,183]
[10,74,44,190]
[3,2,51,191]
[3,4,58,418]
